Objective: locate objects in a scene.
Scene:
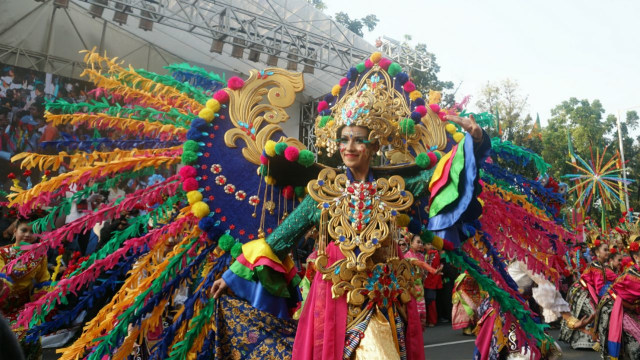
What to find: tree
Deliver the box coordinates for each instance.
[476,79,530,144]
[334,12,379,37]
[306,0,327,10]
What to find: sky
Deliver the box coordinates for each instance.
[322,0,640,126]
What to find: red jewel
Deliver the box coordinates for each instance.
[229,224,235,229]
[209,134,215,139]
[208,195,214,201]
[248,234,255,240]
[205,186,211,191]
[202,175,208,180]
[359,193,365,200]
[201,165,207,170]
[267,228,273,234]
[221,216,227,222]
[358,213,363,220]
[204,153,210,158]
[219,116,225,120]
[215,208,222,213]
[214,125,220,130]
[239,229,245,235]
[207,142,212,147]
[358,202,364,210]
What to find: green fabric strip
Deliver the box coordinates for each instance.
[229,260,255,281]
[429,137,466,217]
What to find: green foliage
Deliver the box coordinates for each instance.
[334,12,379,37]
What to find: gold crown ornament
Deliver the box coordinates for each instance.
[313,53,454,166]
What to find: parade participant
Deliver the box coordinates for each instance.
[560,235,617,350]
[596,231,640,360]
[404,233,442,330]
[451,271,484,335]
[607,248,623,275]
[211,53,491,359]
[424,241,442,327]
[0,215,49,360]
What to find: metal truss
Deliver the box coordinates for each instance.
[0,43,87,78]
[376,36,432,72]
[299,99,318,157]
[73,0,376,75]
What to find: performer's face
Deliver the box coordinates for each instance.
[338,126,374,173]
[14,222,35,244]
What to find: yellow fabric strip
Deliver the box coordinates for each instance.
[241,238,283,266]
[428,149,454,192]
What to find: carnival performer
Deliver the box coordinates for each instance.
[596,236,640,360]
[211,54,491,359]
[404,233,442,330]
[424,242,442,327]
[0,215,50,360]
[560,236,617,350]
[606,248,623,275]
[451,271,484,335]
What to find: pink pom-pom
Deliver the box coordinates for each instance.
[227,76,245,90]
[179,165,197,180]
[379,58,392,70]
[317,101,329,112]
[182,178,199,192]
[213,90,229,104]
[364,59,373,68]
[403,81,416,93]
[415,105,427,117]
[438,111,448,121]
[284,146,300,162]
[282,185,294,200]
[339,77,349,87]
[427,152,438,167]
[260,155,268,165]
[429,104,441,113]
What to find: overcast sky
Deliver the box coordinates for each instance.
[323,0,640,126]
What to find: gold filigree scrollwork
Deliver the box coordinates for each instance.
[224,68,306,164]
[308,168,415,304]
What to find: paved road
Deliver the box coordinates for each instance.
[44,322,602,359]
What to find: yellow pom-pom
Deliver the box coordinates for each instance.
[331,85,341,96]
[445,123,457,134]
[453,132,464,143]
[264,140,277,157]
[432,236,444,250]
[428,90,442,105]
[396,214,410,228]
[187,190,203,205]
[206,99,221,113]
[191,201,210,219]
[265,176,276,185]
[199,108,214,122]
[370,52,382,64]
[409,90,422,101]
[326,120,334,128]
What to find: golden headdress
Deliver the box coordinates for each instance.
[313,53,460,166]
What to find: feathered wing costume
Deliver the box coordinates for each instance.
[2,49,561,359]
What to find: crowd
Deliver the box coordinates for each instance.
[0,64,92,191]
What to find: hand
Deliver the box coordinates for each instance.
[445,114,483,143]
[211,278,227,299]
[436,264,444,275]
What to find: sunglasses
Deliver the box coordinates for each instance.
[399,243,408,247]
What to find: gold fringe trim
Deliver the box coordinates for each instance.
[46,112,187,138]
[8,156,180,206]
[11,147,181,172]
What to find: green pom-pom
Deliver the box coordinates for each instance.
[399,118,415,135]
[181,150,198,164]
[183,140,199,152]
[434,151,443,161]
[355,62,366,73]
[275,142,288,156]
[230,242,243,258]
[218,234,235,251]
[297,150,315,167]
[415,153,430,169]
[318,115,332,128]
[420,230,434,244]
[295,186,306,198]
[259,164,268,176]
[388,63,402,77]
